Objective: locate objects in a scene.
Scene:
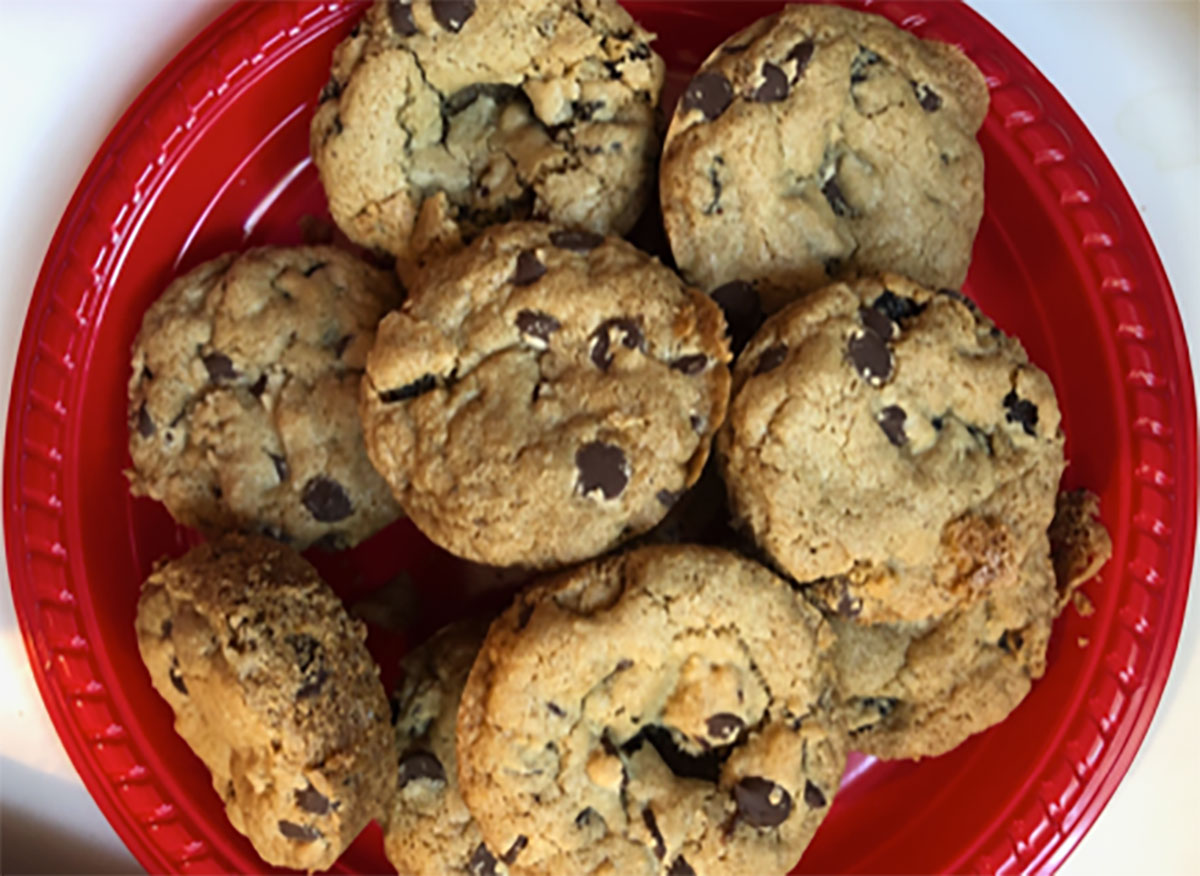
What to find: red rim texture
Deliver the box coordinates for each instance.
[5,2,1196,874]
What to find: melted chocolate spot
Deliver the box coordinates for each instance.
[501,835,528,865]
[249,373,268,397]
[754,344,788,375]
[837,584,863,618]
[202,352,237,381]
[431,0,474,32]
[671,354,707,374]
[278,820,321,842]
[1003,389,1039,436]
[623,725,730,783]
[705,713,744,741]
[788,40,815,78]
[512,250,547,286]
[847,330,893,385]
[388,0,417,35]
[397,750,446,787]
[642,808,666,859]
[999,629,1025,653]
[295,783,330,815]
[301,476,353,522]
[468,844,497,876]
[169,663,187,695]
[822,176,852,217]
[914,82,942,111]
[753,62,788,102]
[576,442,628,500]
[547,702,566,717]
[877,405,907,446]
[550,229,604,252]
[576,807,601,828]
[733,776,792,827]
[872,289,925,323]
[380,373,437,403]
[668,857,696,876]
[859,305,896,341]
[803,780,827,808]
[850,47,882,84]
[682,71,733,120]
[590,318,642,369]
[516,309,560,341]
[710,280,764,354]
[136,403,155,438]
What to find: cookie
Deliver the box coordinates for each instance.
[830,490,1111,760]
[719,274,1065,627]
[660,5,988,313]
[127,246,403,550]
[134,535,394,870]
[361,222,731,569]
[383,620,505,876]
[457,545,845,876]
[311,0,665,266]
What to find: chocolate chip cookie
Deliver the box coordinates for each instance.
[457,545,845,876]
[831,491,1111,760]
[361,222,731,569]
[311,0,665,267]
[127,246,403,550]
[383,620,507,876]
[134,535,394,871]
[719,274,1065,627]
[660,5,989,312]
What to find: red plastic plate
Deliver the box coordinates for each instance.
[5,2,1196,874]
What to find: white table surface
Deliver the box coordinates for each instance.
[1,1,1196,874]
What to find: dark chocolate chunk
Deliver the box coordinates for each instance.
[516,309,560,341]
[642,808,666,859]
[202,352,237,381]
[656,489,681,508]
[431,0,474,32]
[397,750,446,787]
[967,423,994,454]
[576,442,628,500]
[501,835,528,865]
[550,229,604,252]
[753,62,788,102]
[278,820,321,842]
[296,668,329,699]
[381,373,437,403]
[872,289,925,323]
[803,780,827,808]
[711,280,764,354]
[850,46,882,84]
[319,77,341,104]
[295,783,331,815]
[576,807,602,828]
[859,305,896,341]
[822,176,851,217]
[468,844,497,876]
[614,658,634,672]
[388,0,417,35]
[547,702,566,717]
[169,663,188,695]
[847,329,893,385]
[682,71,733,120]
[301,476,353,522]
[824,256,843,277]
[705,712,744,741]
[877,405,907,446]
[837,585,863,619]
[999,629,1025,654]
[249,373,268,397]
[269,452,289,483]
[787,40,815,79]
[136,403,155,438]
[1003,389,1039,436]
[689,414,704,434]
[512,250,547,286]
[668,857,697,876]
[671,354,707,374]
[733,776,793,827]
[590,318,643,369]
[913,82,942,112]
[754,344,788,375]
[623,724,730,783]
[160,619,173,638]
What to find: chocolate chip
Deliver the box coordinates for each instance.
[398,750,446,787]
[431,0,474,32]
[824,257,843,277]
[967,423,994,455]
[656,489,681,508]
[547,702,566,717]
[136,403,155,438]
[706,713,744,741]
[576,442,628,500]
[278,820,320,842]
[859,305,896,341]
[734,777,792,827]
[877,405,907,446]
[913,82,942,112]
[1003,389,1039,436]
[319,77,341,103]
[169,663,187,695]
[837,585,863,618]
[803,780,827,808]
[515,309,560,342]
[590,318,642,369]
[822,176,851,217]
[710,280,764,354]
[615,658,634,672]
[682,71,733,120]
[576,807,602,828]
[642,808,666,859]
[160,619,173,638]
[850,46,882,84]
[502,835,528,865]
[754,344,788,375]
[872,289,925,323]
[381,373,437,402]
[550,229,604,252]
[847,329,893,385]
[468,843,498,876]
[512,250,547,286]
[787,40,815,78]
[668,857,696,876]
[689,414,704,434]
[301,476,353,522]
[202,352,237,381]
[269,453,289,483]
[388,0,417,35]
[295,783,330,815]
[999,630,1025,654]
[671,354,707,374]
[296,668,329,699]
[753,62,788,102]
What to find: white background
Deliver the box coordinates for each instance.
[0,1,1196,874]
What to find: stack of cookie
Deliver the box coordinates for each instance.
[127,2,1112,874]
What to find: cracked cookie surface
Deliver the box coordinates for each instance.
[311,0,665,265]
[719,274,1065,627]
[361,222,731,569]
[134,535,395,871]
[126,246,403,550]
[457,545,845,876]
[660,5,988,312]
[383,619,508,876]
